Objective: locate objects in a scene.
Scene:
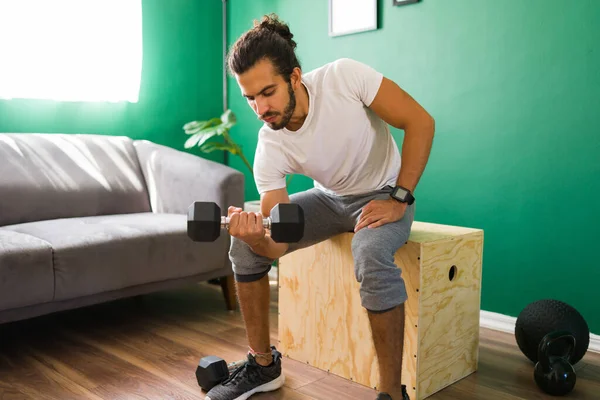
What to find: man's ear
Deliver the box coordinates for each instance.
[290,67,302,89]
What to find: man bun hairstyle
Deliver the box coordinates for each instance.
[256,14,297,50]
[227,13,301,82]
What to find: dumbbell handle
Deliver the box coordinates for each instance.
[221,216,271,230]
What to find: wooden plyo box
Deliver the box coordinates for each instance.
[278,221,484,400]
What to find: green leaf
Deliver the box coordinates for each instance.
[184,133,202,148]
[185,133,214,148]
[183,120,206,132]
[184,120,215,135]
[183,121,199,130]
[200,142,237,153]
[184,131,219,149]
[198,124,229,138]
[197,132,221,147]
[183,117,223,134]
[221,109,237,125]
[184,126,205,135]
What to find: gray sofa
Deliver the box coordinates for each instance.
[0,133,244,324]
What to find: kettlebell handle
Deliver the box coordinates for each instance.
[538,330,576,371]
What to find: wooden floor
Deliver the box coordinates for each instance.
[0,278,599,400]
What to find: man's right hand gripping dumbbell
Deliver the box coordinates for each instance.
[226,206,270,248]
[187,202,304,244]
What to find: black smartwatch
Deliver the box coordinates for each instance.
[390,185,415,205]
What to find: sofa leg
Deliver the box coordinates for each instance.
[220,275,237,311]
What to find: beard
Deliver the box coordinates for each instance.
[263,81,296,130]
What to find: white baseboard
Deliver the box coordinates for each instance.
[591,334,600,354]
[480,310,518,334]
[480,310,600,354]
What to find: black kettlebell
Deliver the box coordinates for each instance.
[534,330,577,396]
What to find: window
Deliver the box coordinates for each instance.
[0,0,143,103]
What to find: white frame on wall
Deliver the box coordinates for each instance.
[393,0,420,5]
[328,0,378,37]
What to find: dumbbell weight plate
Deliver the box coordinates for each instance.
[196,355,229,391]
[270,203,304,243]
[187,202,222,242]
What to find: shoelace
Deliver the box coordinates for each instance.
[222,359,262,386]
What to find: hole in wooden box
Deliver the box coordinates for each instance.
[449,265,457,281]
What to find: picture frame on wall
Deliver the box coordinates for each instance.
[393,0,420,5]
[329,0,378,37]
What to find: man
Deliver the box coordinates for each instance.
[205,13,434,400]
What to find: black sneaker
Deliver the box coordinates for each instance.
[376,385,410,400]
[205,346,284,400]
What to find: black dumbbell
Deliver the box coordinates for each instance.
[196,355,246,392]
[534,330,577,396]
[187,201,304,243]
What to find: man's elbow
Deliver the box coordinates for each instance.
[426,113,435,135]
[406,111,435,136]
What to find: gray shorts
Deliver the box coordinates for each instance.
[228,185,415,312]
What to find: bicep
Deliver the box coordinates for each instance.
[260,187,290,217]
[368,77,433,130]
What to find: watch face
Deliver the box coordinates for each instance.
[394,187,408,199]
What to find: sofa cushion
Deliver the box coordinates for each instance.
[1,213,229,301]
[0,230,54,311]
[0,133,151,227]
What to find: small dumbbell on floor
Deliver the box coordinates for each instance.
[187,201,305,243]
[196,355,247,392]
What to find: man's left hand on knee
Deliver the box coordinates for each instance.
[355,199,407,232]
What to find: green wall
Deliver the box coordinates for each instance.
[227,0,600,333]
[0,0,224,163]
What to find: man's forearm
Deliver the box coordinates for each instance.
[250,235,289,260]
[396,117,435,192]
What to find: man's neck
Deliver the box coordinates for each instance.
[285,84,309,132]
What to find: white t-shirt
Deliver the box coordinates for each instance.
[253,58,401,196]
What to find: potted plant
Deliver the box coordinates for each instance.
[183,109,291,212]
[183,109,253,173]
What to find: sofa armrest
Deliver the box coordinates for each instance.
[133,140,245,215]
